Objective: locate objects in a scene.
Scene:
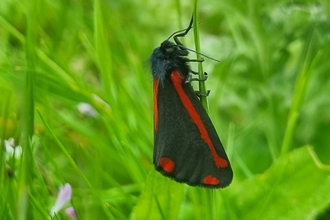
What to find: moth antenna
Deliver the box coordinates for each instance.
[166,16,194,40]
[178,45,220,62]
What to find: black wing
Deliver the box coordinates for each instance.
[153,71,233,188]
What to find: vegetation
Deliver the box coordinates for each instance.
[1,0,330,219]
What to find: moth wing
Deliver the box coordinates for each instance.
[153,71,233,188]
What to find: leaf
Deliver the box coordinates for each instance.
[228,146,330,220]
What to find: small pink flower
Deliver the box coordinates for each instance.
[50,183,76,219]
[65,207,77,220]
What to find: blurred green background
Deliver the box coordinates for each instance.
[1,0,330,219]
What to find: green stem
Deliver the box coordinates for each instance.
[193,1,209,113]
[94,0,113,100]
[192,2,216,220]
[280,37,321,155]
[18,0,40,219]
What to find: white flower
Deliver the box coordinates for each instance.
[4,138,22,159]
[77,102,99,118]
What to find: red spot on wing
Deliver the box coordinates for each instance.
[170,71,228,168]
[153,79,159,131]
[203,175,220,185]
[160,157,175,173]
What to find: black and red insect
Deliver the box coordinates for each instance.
[149,18,233,188]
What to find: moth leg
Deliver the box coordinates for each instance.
[195,90,211,98]
[190,70,199,75]
[185,74,208,83]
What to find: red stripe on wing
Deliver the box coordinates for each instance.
[170,71,228,168]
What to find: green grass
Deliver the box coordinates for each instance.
[1,0,330,219]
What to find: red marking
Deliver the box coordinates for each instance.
[153,79,159,131]
[160,157,175,173]
[203,175,220,185]
[170,71,228,168]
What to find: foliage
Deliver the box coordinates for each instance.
[0,0,330,219]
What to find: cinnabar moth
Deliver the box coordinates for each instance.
[149,18,233,188]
